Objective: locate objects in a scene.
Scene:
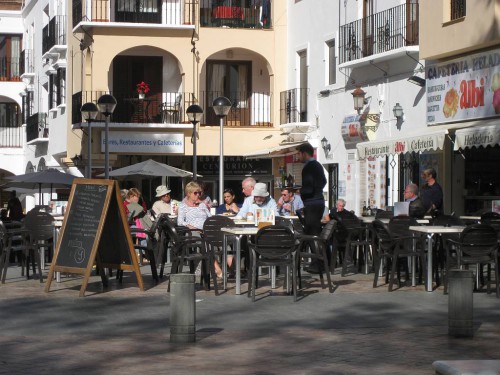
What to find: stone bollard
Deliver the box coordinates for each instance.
[448,269,474,337]
[170,273,196,343]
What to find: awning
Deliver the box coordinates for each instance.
[243,141,306,159]
[356,128,448,160]
[454,124,500,150]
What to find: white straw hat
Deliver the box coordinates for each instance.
[155,185,171,197]
[251,182,269,197]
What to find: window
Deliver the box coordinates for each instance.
[298,50,307,121]
[0,34,22,80]
[57,68,66,105]
[326,39,336,85]
[0,103,20,128]
[451,0,466,20]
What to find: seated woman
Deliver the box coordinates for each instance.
[123,188,148,246]
[216,188,241,215]
[178,181,225,278]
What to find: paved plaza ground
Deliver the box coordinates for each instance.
[1,265,500,374]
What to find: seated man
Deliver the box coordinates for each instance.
[404,183,426,219]
[237,182,278,220]
[277,187,304,217]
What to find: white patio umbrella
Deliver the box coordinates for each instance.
[4,169,76,205]
[98,159,202,178]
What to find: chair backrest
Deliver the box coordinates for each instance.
[203,216,235,248]
[459,224,498,260]
[253,225,295,259]
[319,219,337,242]
[375,209,394,219]
[388,216,418,238]
[24,210,54,241]
[431,214,465,227]
[481,211,500,222]
[372,219,397,253]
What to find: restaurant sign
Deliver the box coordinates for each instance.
[426,49,500,124]
[454,124,500,150]
[101,131,184,154]
[198,156,272,176]
[357,130,447,159]
[341,113,377,149]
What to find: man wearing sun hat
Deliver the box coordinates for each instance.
[152,185,174,215]
[237,182,277,219]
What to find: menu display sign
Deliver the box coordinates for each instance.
[426,49,500,124]
[45,179,143,297]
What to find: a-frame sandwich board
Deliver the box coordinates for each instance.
[45,179,144,296]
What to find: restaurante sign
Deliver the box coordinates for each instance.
[426,49,500,124]
[357,131,446,159]
[100,131,184,154]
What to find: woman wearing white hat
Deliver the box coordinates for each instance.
[152,185,176,215]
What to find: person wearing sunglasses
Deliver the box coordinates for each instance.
[177,181,211,231]
[216,188,241,215]
[277,187,303,217]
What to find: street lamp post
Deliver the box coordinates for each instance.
[212,96,232,206]
[186,104,203,181]
[97,94,117,179]
[81,102,99,178]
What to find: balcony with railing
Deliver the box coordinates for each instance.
[26,112,48,144]
[72,90,273,127]
[73,0,196,29]
[339,2,419,65]
[0,56,22,82]
[42,16,67,55]
[201,0,272,29]
[0,103,23,148]
[280,88,308,125]
[19,49,35,77]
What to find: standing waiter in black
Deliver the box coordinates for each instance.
[297,143,326,273]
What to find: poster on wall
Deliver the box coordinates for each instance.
[364,157,387,210]
[426,48,500,124]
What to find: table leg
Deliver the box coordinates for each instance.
[426,233,433,292]
[222,234,228,291]
[235,235,243,295]
[411,236,416,287]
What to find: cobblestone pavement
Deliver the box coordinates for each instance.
[1,265,499,374]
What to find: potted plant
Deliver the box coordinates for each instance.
[136,81,150,99]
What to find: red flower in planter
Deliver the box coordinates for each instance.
[136,81,150,94]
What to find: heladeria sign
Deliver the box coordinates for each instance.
[100,131,184,154]
[426,49,500,124]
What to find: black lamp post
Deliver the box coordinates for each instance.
[97,94,117,179]
[186,104,203,181]
[212,96,232,205]
[81,102,99,178]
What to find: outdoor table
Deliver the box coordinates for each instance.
[460,216,481,223]
[410,225,466,292]
[221,226,259,295]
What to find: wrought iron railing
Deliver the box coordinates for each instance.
[0,56,21,81]
[200,0,272,29]
[339,2,419,64]
[43,16,67,54]
[72,90,273,127]
[0,103,22,147]
[280,88,308,124]
[73,0,195,27]
[20,49,34,76]
[451,0,466,20]
[26,113,48,143]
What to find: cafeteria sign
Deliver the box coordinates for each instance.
[101,131,184,154]
[426,48,500,124]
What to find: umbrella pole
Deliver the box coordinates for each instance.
[38,184,42,205]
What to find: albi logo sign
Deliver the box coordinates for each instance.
[460,78,484,109]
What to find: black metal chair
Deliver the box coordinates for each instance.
[338,215,372,276]
[247,225,298,302]
[164,219,218,294]
[202,215,235,289]
[445,224,499,297]
[481,212,500,241]
[372,219,427,291]
[128,214,169,284]
[431,214,466,286]
[297,219,336,293]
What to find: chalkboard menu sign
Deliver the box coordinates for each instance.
[45,179,143,296]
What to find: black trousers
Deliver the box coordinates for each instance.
[303,204,324,236]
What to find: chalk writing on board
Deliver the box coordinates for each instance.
[68,240,86,264]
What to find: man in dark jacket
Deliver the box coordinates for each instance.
[404,183,426,219]
[297,143,326,273]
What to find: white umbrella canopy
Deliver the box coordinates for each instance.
[99,159,202,178]
[4,169,76,204]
